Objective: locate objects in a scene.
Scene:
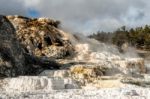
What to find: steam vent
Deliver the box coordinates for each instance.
[0,15,150,97]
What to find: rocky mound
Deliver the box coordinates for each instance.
[7,15,74,59]
[0,15,61,77]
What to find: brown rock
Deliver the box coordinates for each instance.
[7,16,74,59]
[70,65,106,84]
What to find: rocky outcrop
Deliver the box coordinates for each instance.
[0,15,26,77]
[0,15,60,77]
[7,15,74,59]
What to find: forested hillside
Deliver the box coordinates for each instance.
[89,25,150,51]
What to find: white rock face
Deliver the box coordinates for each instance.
[71,35,146,76]
[0,85,150,99]
[3,76,65,92]
[112,58,145,75]
[1,76,80,92]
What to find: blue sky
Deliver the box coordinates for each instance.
[27,9,40,18]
